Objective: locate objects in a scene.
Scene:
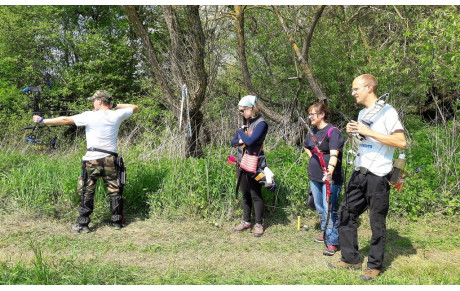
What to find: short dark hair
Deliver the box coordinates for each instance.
[308,102,330,123]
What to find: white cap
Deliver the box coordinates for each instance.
[238,95,257,107]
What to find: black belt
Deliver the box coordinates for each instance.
[87,147,118,157]
[357,167,392,179]
[358,167,370,175]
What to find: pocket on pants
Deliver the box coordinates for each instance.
[372,191,390,215]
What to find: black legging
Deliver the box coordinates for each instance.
[239,172,264,224]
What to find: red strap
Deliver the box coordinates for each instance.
[310,129,333,203]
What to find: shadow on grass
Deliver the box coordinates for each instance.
[383,229,417,270]
[89,163,169,230]
[359,228,417,271]
[262,205,292,231]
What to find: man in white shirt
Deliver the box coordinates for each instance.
[33,90,138,233]
[328,74,406,281]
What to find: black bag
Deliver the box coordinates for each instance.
[115,156,126,186]
[307,190,316,210]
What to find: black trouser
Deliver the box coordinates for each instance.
[240,172,264,224]
[338,170,390,270]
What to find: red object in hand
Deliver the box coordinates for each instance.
[227,156,237,165]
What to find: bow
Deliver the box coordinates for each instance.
[24,123,58,151]
[230,123,249,204]
[22,76,89,151]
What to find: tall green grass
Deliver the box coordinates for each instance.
[0,114,458,221]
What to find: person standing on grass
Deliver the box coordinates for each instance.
[328,74,406,281]
[303,102,344,256]
[231,95,268,237]
[32,90,138,233]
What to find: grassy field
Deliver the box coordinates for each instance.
[0,209,458,285]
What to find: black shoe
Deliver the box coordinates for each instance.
[70,224,90,234]
[113,223,122,230]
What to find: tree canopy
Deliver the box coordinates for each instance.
[0,5,458,150]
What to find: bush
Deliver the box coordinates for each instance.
[0,116,458,221]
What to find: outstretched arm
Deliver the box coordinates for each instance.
[33,115,75,126]
[112,103,139,114]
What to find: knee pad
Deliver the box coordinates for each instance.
[79,195,94,216]
[109,195,123,214]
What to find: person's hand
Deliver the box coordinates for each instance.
[346,120,358,135]
[33,115,43,124]
[356,123,373,137]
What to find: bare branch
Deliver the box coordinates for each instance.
[124,5,178,112]
[301,5,326,61]
[234,5,287,123]
[273,5,328,103]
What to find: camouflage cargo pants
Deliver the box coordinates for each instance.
[77,155,123,226]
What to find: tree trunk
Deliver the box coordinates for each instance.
[273,5,328,103]
[124,5,178,113]
[125,5,207,158]
[234,5,287,124]
[184,6,208,158]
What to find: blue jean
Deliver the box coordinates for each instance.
[310,180,341,246]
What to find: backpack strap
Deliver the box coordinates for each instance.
[327,126,339,138]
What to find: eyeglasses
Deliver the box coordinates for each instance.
[239,107,252,114]
[308,112,321,118]
[352,85,367,93]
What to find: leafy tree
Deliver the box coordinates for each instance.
[125,5,208,158]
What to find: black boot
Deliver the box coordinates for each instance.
[77,194,94,226]
[109,194,124,229]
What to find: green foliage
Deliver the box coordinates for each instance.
[0,6,62,86]
[0,80,28,140]
[0,5,458,221]
[145,147,239,221]
[0,115,458,221]
[264,143,310,216]
[390,115,459,219]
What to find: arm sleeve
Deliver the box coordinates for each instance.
[231,132,240,147]
[385,107,404,134]
[70,112,90,127]
[116,107,134,121]
[329,129,344,151]
[237,122,268,146]
[303,133,313,150]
